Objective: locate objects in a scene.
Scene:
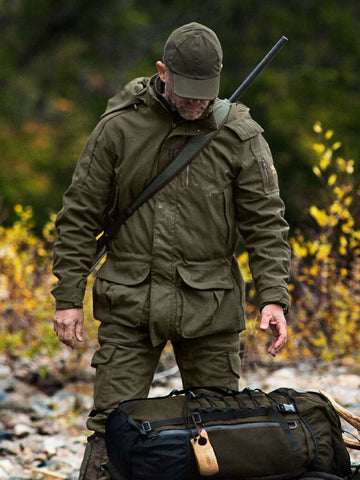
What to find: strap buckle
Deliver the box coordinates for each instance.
[141,421,152,433]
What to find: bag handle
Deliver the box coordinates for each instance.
[170,385,240,398]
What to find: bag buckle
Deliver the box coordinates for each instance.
[192,412,202,424]
[141,421,152,433]
[278,403,297,414]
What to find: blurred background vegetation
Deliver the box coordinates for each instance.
[0,0,359,370]
[1,0,359,229]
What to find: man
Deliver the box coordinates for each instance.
[52,22,290,480]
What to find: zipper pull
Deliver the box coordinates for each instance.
[190,429,219,476]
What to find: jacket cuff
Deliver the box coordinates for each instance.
[55,300,83,310]
[258,287,290,312]
[51,285,85,310]
[260,302,289,314]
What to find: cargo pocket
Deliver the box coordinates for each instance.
[91,344,117,410]
[177,263,235,338]
[93,261,151,327]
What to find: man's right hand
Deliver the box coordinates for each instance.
[53,308,84,349]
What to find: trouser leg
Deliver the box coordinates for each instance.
[79,323,164,479]
[78,434,108,480]
[173,331,241,390]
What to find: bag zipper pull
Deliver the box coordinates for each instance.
[190,429,219,476]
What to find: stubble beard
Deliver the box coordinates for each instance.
[164,83,208,121]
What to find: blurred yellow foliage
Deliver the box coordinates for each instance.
[0,206,97,359]
[284,123,360,361]
[238,122,360,363]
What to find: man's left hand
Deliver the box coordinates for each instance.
[260,304,287,357]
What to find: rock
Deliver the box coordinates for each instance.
[51,391,77,415]
[325,385,360,407]
[335,374,360,389]
[66,473,79,480]
[29,393,53,419]
[0,364,11,379]
[0,391,8,405]
[20,434,47,454]
[0,439,20,455]
[0,430,14,441]
[0,458,16,475]
[8,477,33,480]
[43,436,67,456]
[261,367,303,391]
[9,477,33,480]
[32,418,60,436]
[0,378,15,393]
[0,392,32,412]
[14,423,37,437]
[2,413,33,429]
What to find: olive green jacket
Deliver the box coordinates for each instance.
[52,75,290,346]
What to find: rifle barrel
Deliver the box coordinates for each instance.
[228,36,288,103]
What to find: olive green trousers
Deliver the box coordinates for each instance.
[79,322,241,479]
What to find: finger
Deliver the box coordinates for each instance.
[268,325,287,356]
[259,316,270,331]
[60,334,75,349]
[62,323,76,348]
[56,317,76,347]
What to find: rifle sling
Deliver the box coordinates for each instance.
[92,99,231,269]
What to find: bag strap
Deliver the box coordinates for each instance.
[134,403,300,453]
[170,385,240,398]
[91,99,231,271]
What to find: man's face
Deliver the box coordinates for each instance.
[164,80,211,121]
[156,61,212,121]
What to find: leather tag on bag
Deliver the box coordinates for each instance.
[190,429,219,476]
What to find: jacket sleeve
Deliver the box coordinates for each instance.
[51,119,119,309]
[233,130,291,310]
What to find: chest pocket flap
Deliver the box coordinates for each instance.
[177,263,233,290]
[96,260,150,285]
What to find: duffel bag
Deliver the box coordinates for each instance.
[95,386,351,480]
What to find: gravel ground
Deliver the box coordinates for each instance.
[1,353,360,479]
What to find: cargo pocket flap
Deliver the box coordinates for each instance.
[177,264,233,290]
[96,261,150,286]
[91,344,117,367]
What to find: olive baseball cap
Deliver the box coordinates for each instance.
[163,22,223,100]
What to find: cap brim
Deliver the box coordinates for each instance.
[170,72,220,100]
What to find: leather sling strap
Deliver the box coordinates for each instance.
[91,99,231,271]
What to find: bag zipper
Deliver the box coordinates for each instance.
[151,421,284,437]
